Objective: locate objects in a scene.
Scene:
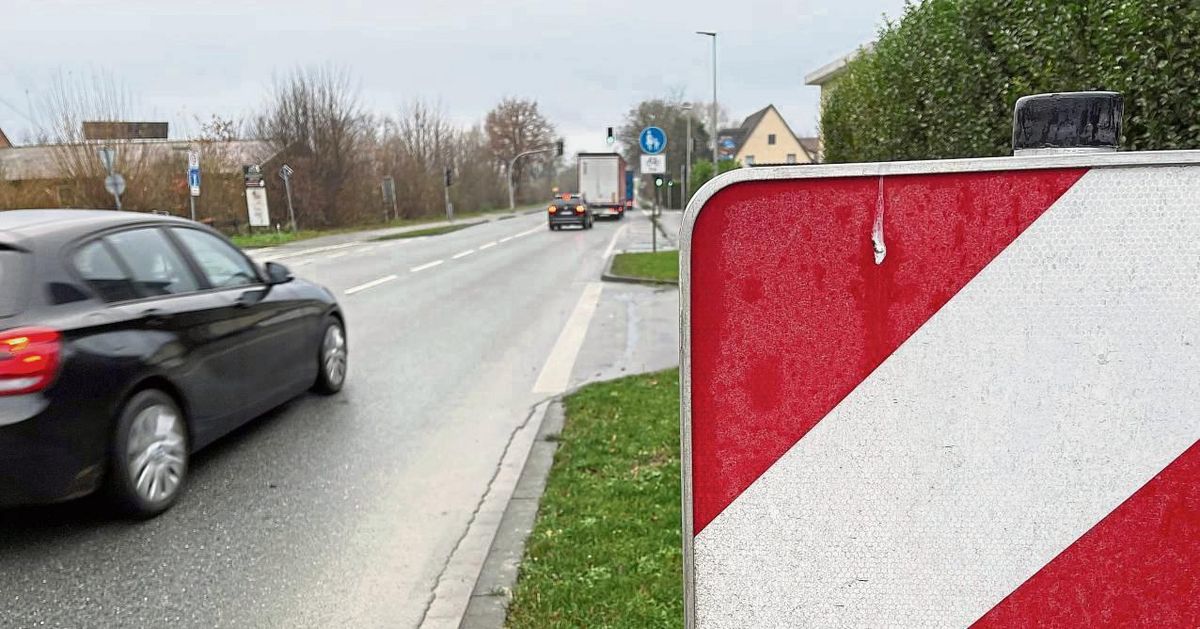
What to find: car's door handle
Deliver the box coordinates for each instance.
[141,308,168,326]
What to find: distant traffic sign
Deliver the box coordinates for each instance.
[640,154,666,175]
[640,126,667,155]
[104,174,126,197]
[188,168,201,197]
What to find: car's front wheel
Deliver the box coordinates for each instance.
[313,317,347,394]
[107,389,189,518]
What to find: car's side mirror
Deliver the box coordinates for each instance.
[264,261,293,285]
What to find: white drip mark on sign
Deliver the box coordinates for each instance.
[872,176,887,265]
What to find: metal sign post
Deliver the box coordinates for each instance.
[187,150,200,221]
[279,164,296,232]
[381,176,397,222]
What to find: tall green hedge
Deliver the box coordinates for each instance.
[821,0,1200,163]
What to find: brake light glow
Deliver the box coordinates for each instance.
[0,327,61,395]
[575,205,586,214]
[547,205,556,213]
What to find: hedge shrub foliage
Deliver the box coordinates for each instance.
[821,0,1200,163]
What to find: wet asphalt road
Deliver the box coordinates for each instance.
[0,210,676,628]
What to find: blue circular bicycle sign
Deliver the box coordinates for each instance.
[639,126,667,155]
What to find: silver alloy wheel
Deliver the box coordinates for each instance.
[126,403,186,503]
[323,323,347,387]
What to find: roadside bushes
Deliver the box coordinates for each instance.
[821,0,1200,163]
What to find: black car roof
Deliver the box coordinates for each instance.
[0,210,195,245]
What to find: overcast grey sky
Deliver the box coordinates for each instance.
[1,0,905,154]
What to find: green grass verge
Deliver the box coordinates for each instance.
[229,204,537,249]
[507,368,682,629]
[229,230,324,248]
[371,221,483,241]
[610,250,679,283]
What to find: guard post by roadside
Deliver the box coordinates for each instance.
[680,91,1200,626]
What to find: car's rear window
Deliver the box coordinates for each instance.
[0,249,31,317]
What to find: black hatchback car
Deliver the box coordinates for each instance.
[547,194,594,231]
[0,210,346,517]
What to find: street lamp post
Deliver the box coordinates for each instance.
[682,102,693,207]
[508,146,556,209]
[696,31,718,166]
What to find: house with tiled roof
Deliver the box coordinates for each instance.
[716,105,820,166]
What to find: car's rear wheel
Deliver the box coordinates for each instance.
[313,317,347,394]
[548,223,555,231]
[107,389,188,518]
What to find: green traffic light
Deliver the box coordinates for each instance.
[655,177,663,187]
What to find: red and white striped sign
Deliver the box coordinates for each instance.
[680,152,1200,628]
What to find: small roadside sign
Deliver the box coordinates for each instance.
[639,126,667,155]
[97,146,116,174]
[188,169,201,197]
[104,173,126,197]
[246,187,270,227]
[640,154,666,175]
[187,150,199,171]
[243,164,265,188]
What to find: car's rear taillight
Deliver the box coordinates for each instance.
[548,205,556,214]
[0,327,61,395]
[575,205,585,214]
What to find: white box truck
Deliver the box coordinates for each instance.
[577,153,627,219]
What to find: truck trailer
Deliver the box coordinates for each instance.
[577,153,627,219]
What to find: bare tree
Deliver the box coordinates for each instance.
[485,98,555,203]
[31,69,156,209]
[254,65,371,226]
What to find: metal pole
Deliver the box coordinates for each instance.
[445,179,453,222]
[652,183,659,253]
[684,112,691,206]
[283,175,296,232]
[680,165,686,209]
[114,193,122,211]
[507,157,516,210]
[711,34,718,166]
[189,196,196,222]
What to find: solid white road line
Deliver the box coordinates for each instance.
[324,252,348,260]
[410,260,444,273]
[498,236,513,243]
[603,223,630,260]
[532,282,604,394]
[452,249,476,260]
[479,241,498,250]
[344,274,398,295]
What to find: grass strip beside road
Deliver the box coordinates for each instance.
[507,369,682,628]
[230,230,325,248]
[230,204,535,248]
[372,221,483,241]
[611,250,679,283]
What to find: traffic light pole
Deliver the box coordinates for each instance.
[444,167,454,222]
[652,179,659,253]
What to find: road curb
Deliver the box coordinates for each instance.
[420,399,557,628]
[600,253,680,286]
[459,399,566,628]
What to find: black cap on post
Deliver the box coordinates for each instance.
[1012,91,1123,155]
